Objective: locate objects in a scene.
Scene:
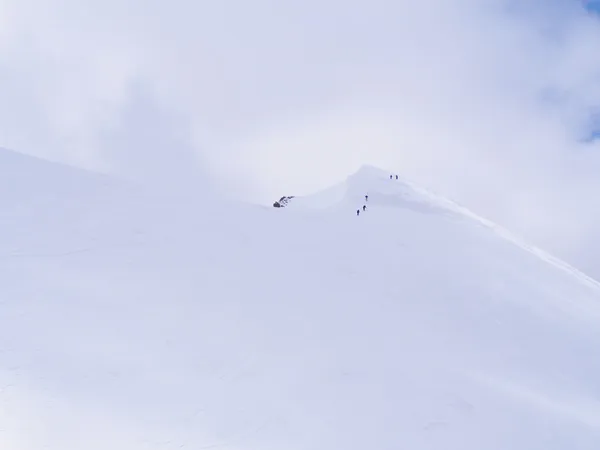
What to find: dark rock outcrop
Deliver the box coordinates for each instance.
[273,195,295,208]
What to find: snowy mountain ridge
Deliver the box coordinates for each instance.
[277,163,599,297]
[1,149,600,449]
[285,164,600,294]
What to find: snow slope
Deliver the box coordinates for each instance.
[1,152,600,449]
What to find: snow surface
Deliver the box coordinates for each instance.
[1,150,600,449]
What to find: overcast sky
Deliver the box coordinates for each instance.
[1,0,600,272]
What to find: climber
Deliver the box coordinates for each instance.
[395,175,398,180]
[362,205,366,212]
[365,194,368,202]
[390,175,392,179]
[357,209,360,216]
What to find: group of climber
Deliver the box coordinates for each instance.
[356,174,398,216]
[357,195,368,216]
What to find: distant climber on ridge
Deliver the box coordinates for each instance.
[363,205,366,212]
[365,194,368,202]
[395,175,398,180]
[357,209,360,216]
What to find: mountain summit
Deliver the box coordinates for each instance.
[1,154,600,449]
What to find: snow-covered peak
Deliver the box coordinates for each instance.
[283,164,600,293]
[282,164,445,212]
[2,155,600,449]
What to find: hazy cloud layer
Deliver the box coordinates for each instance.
[1,0,600,272]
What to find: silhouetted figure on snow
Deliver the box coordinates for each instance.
[357,209,360,216]
[390,175,393,179]
[363,205,366,212]
[395,175,398,180]
[365,194,368,202]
